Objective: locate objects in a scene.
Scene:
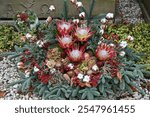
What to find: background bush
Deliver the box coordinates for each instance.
[108,23,150,69]
[0,25,22,52]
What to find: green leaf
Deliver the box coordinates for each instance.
[81,92,87,100]
[87,92,94,100]
[92,91,100,97]
[99,84,104,93]
[124,75,130,84]
[71,86,79,97]
[120,80,125,90]
[114,78,119,84]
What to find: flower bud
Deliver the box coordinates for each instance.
[76,2,83,8]
[46,16,53,24]
[49,5,55,11]
[79,12,85,18]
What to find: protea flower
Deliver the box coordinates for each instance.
[56,35,75,48]
[56,20,73,35]
[96,43,116,61]
[74,27,94,42]
[66,44,86,62]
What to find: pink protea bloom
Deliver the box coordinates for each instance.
[66,44,86,62]
[56,20,73,35]
[96,43,117,61]
[74,27,94,42]
[56,35,75,49]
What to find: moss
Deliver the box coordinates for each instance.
[0,25,22,52]
[108,23,150,69]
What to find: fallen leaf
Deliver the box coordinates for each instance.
[117,71,122,80]
[0,91,6,98]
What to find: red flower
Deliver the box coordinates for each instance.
[90,73,101,87]
[74,27,94,42]
[39,74,52,84]
[18,13,29,22]
[96,43,116,61]
[66,44,86,62]
[56,20,73,35]
[56,35,75,48]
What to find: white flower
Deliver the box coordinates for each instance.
[119,41,128,48]
[79,12,85,18]
[109,43,115,47]
[106,13,114,19]
[77,73,84,80]
[76,2,83,8]
[127,35,134,41]
[70,0,77,4]
[101,18,107,24]
[99,29,104,35]
[34,66,39,72]
[92,64,99,71]
[83,75,90,82]
[68,63,74,70]
[26,33,32,39]
[119,51,126,57]
[46,16,53,24]
[50,68,56,74]
[49,5,55,11]
[36,40,44,48]
[25,70,30,78]
[73,19,80,24]
[100,24,107,29]
[98,40,102,45]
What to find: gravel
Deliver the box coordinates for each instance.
[0,57,150,100]
[115,0,144,24]
[0,57,41,100]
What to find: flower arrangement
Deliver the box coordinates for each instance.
[2,0,150,100]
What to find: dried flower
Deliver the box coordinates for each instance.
[49,5,55,11]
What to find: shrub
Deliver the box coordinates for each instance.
[0,25,22,52]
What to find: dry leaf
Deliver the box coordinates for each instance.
[0,91,6,98]
[117,72,122,80]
